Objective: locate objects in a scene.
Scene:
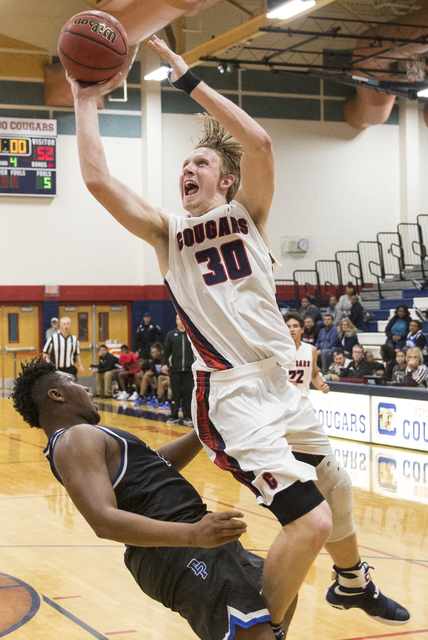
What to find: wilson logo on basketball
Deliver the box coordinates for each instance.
[73,18,117,44]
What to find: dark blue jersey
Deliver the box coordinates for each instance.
[44,425,207,524]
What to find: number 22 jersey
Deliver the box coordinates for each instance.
[165,200,296,371]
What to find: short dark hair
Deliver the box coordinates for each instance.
[333,349,344,356]
[99,344,108,350]
[11,358,63,429]
[323,314,333,320]
[121,344,129,350]
[283,311,304,328]
[409,318,422,329]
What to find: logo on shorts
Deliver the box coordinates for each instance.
[377,403,396,436]
[187,559,208,579]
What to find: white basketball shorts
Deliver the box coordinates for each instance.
[192,356,330,513]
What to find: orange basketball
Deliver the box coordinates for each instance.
[58,10,128,84]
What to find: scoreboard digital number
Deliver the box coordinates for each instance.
[0,117,57,197]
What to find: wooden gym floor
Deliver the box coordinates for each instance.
[1,395,428,640]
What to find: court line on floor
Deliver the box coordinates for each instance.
[359,545,428,569]
[0,459,45,464]
[42,595,110,640]
[0,544,121,548]
[0,433,44,450]
[342,628,428,640]
[0,492,69,501]
[202,496,428,565]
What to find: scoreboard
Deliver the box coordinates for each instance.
[0,117,57,197]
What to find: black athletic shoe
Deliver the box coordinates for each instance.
[326,563,410,625]
[273,631,285,639]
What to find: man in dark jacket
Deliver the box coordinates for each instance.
[162,315,195,427]
[133,312,164,360]
[298,296,322,324]
[348,295,365,332]
[91,345,119,398]
[315,314,341,372]
[331,344,372,381]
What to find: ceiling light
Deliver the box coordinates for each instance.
[144,66,170,81]
[218,64,225,73]
[267,0,316,20]
[417,87,428,98]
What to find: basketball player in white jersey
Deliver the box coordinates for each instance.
[284,311,409,625]
[68,34,408,635]
[285,313,330,398]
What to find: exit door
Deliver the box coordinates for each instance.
[0,305,40,389]
[58,304,129,374]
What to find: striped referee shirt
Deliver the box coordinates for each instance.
[43,333,80,369]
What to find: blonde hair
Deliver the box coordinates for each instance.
[406,347,423,366]
[194,113,243,202]
[338,317,358,339]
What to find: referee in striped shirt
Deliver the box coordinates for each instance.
[43,317,84,377]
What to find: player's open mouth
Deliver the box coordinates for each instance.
[184,181,198,196]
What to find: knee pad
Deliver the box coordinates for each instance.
[314,454,355,543]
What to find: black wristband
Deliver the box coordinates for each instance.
[169,69,201,95]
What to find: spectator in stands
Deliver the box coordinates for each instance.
[406,319,427,351]
[325,295,342,325]
[117,349,141,401]
[364,350,383,375]
[375,344,397,382]
[45,317,60,341]
[391,349,407,384]
[323,349,352,380]
[336,282,362,320]
[385,305,412,350]
[403,347,428,388]
[134,343,170,409]
[315,314,341,372]
[330,344,372,381]
[298,296,322,324]
[162,315,195,427]
[337,318,359,358]
[348,294,365,332]
[301,315,320,346]
[133,312,164,361]
[91,345,119,398]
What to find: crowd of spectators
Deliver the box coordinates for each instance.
[90,313,195,426]
[290,287,428,389]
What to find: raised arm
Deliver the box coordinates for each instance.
[53,425,246,548]
[149,36,274,229]
[68,75,170,273]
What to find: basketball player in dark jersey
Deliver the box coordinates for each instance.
[12,358,293,640]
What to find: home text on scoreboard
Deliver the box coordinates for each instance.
[0,118,57,197]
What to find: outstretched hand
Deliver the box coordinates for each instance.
[66,71,123,101]
[191,511,247,548]
[148,34,188,82]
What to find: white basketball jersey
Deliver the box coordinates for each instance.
[288,341,313,397]
[165,200,296,371]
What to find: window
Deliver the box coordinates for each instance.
[8,314,19,343]
[78,313,88,342]
[99,312,109,342]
